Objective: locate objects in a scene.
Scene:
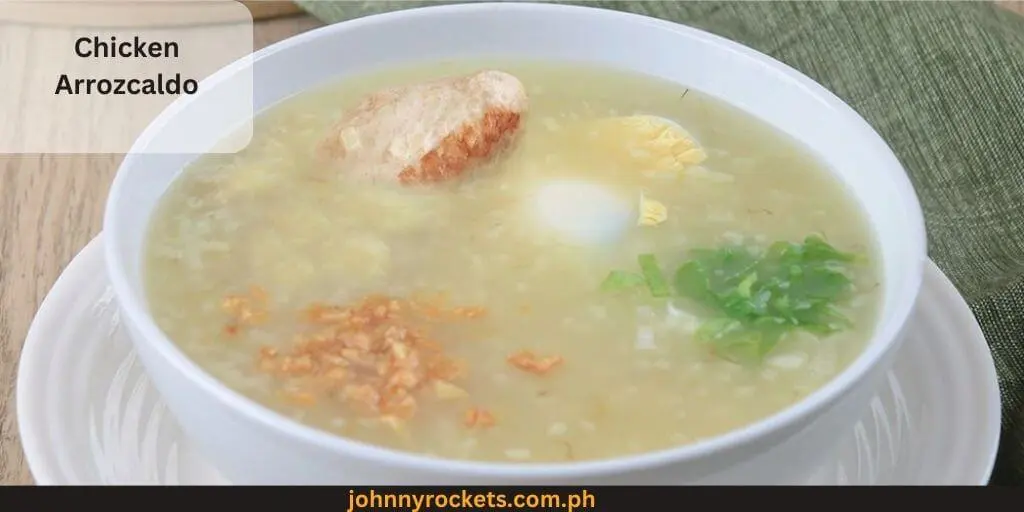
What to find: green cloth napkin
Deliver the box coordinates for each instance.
[296,0,1024,485]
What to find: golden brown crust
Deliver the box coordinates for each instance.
[397,109,521,184]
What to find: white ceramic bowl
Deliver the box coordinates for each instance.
[103,2,928,485]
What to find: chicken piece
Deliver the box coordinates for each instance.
[317,70,528,185]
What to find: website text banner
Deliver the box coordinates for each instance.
[347,488,597,512]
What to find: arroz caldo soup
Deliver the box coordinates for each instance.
[143,61,882,463]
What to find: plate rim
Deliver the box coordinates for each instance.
[928,259,1001,484]
[16,234,106,485]
[16,234,1002,485]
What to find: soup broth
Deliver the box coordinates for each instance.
[143,60,882,463]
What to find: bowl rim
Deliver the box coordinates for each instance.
[104,1,928,479]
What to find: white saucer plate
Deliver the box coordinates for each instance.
[16,235,1001,485]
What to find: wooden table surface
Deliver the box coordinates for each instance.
[1,3,1022,486]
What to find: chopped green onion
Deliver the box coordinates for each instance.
[674,235,861,362]
[598,236,863,363]
[638,253,671,298]
[599,270,646,292]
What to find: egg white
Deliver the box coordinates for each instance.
[527,178,637,246]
